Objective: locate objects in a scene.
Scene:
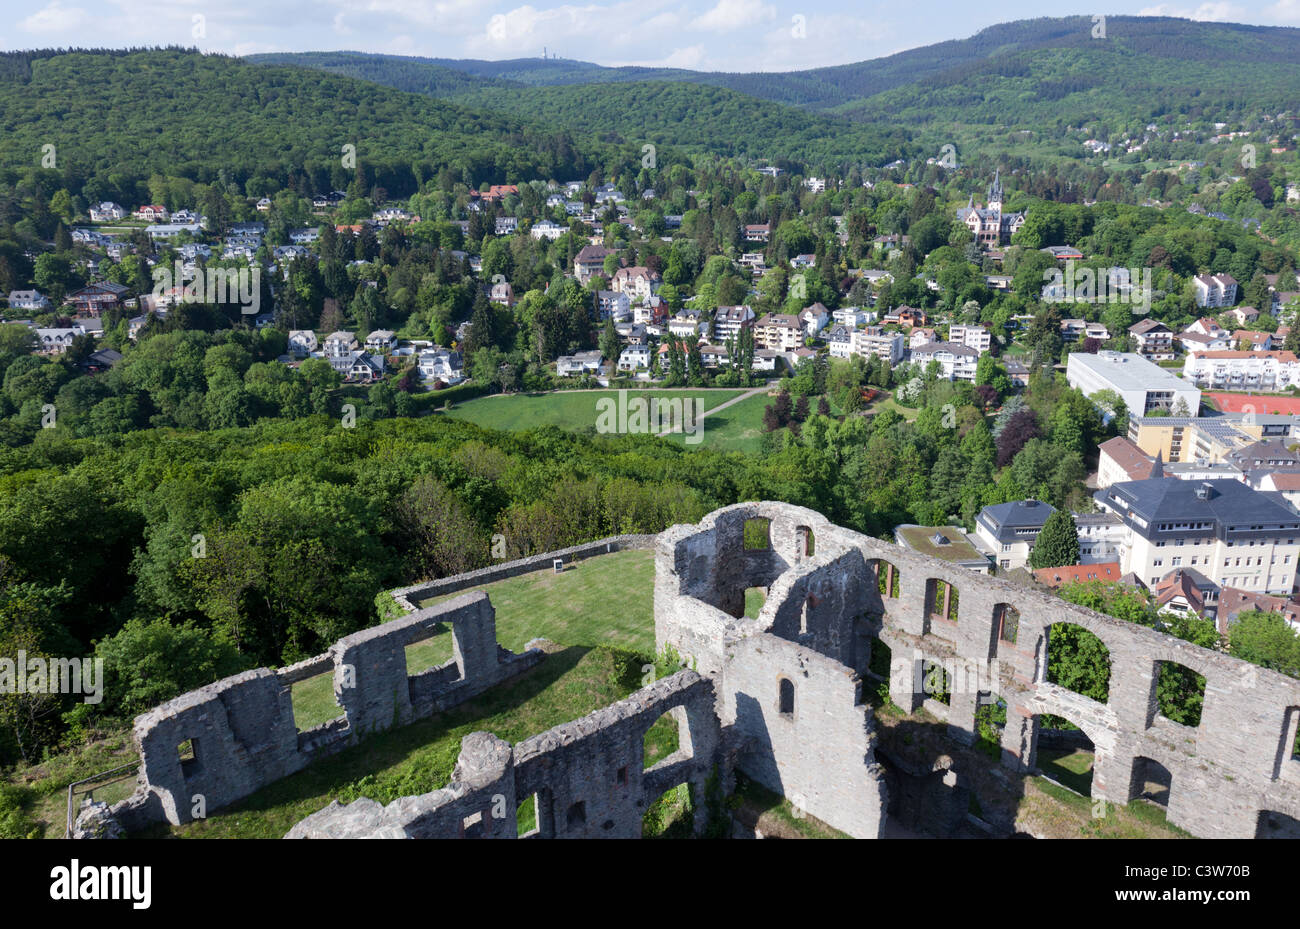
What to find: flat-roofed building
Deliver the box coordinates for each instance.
[1067,350,1201,417]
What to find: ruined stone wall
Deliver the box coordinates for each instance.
[284,671,721,839]
[112,590,541,830]
[656,501,1300,839]
[721,632,887,838]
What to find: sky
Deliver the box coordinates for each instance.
[3,0,1300,71]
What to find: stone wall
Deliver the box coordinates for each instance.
[285,670,722,839]
[111,590,541,829]
[655,501,1300,839]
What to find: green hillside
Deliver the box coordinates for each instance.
[0,49,614,192]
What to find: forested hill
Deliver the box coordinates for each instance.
[250,16,1300,126]
[443,81,910,169]
[0,49,619,192]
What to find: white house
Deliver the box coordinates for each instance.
[617,344,651,372]
[365,330,397,354]
[853,327,904,365]
[798,303,830,336]
[8,290,50,311]
[288,330,318,357]
[1183,350,1300,392]
[910,341,979,381]
[1194,273,1238,308]
[88,202,125,223]
[557,350,604,377]
[531,220,566,241]
[418,348,464,384]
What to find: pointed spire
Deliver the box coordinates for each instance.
[1150,450,1164,480]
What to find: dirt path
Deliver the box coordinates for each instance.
[654,385,770,437]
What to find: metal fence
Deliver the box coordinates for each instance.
[65,761,139,838]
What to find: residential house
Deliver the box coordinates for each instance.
[1034,563,1123,589]
[288,330,318,358]
[88,202,125,222]
[556,350,604,377]
[753,313,803,352]
[8,290,50,311]
[1183,350,1300,392]
[667,310,706,339]
[1194,273,1239,308]
[596,291,631,322]
[364,330,396,354]
[133,205,169,221]
[617,344,651,372]
[68,281,128,315]
[948,324,992,353]
[852,327,904,365]
[713,305,755,342]
[494,216,519,236]
[909,328,937,350]
[489,282,515,307]
[344,351,385,382]
[417,349,464,384]
[825,325,854,359]
[531,220,566,241]
[974,499,1056,570]
[34,327,85,353]
[1233,330,1273,351]
[1097,437,1162,488]
[1129,318,1175,360]
[743,224,771,243]
[574,245,616,284]
[798,302,829,336]
[610,266,661,302]
[833,307,876,327]
[910,341,979,381]
[1217,587,1300,634]
[323,330,358,359]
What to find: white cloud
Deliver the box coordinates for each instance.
[1138,3,1246,21]
[1264,0,1300,21]
[20,1,88,33]
[689,0,774,33]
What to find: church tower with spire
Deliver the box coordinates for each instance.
[987,169,1003,217]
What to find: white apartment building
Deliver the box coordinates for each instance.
[851,327,904,365]
[753,314,804,351]
[947,324,991,353]
[1182,350,1300,392]
[1094,477,1300,594]
[1194,273,1238,308]
[910,341,979,381]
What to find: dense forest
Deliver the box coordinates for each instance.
[0,49,629,195]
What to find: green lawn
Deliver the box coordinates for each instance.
[443,389,744,434]
[417,548,656,654]
[658,390,770,454]
[1037,746,1095,796]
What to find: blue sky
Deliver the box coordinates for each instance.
[5,0,1299,71]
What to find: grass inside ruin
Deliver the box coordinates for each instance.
[146,645,650,839]
[417,548,655,654]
